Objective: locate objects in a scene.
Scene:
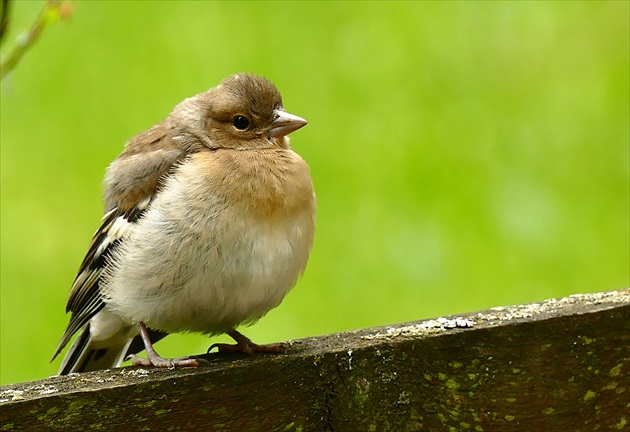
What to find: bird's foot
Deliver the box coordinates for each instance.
[128,353,208,369]
[129,321,208,369]
[208,342,287,355]
[207,329,287,355]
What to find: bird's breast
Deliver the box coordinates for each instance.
[102,148,316,334]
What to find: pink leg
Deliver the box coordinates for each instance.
[130,322,207,368]
[208,329,287,355]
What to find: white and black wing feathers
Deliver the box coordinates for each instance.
[51,200,150,361]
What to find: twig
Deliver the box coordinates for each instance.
[0,0,72,80]
[0,0,10,47]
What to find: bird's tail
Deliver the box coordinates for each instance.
[57,324,132,375]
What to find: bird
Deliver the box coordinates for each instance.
[51,73,316,374]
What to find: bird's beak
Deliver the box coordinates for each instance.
[268,110,308,138]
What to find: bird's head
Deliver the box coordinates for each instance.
[198,73,307,150]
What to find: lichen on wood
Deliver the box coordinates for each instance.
[1,289,628,431]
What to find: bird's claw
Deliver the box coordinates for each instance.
[208,341,288,355]
[128,353,208,368]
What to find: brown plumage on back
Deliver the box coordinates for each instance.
[53,74,315,373]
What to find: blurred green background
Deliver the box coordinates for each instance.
[1,1,628,385]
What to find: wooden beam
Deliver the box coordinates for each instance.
[1,289,628,431]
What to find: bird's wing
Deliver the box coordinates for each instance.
[52,126,195,361]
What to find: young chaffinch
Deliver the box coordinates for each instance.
[52,73,316,374]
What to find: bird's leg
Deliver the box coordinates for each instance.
[208,329,287,354]
[130,322,207,368]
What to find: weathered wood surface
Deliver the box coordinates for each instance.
[1,289,628,431]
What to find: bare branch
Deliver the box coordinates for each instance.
[0,0,72,80]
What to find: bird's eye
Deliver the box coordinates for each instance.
[233,115,250,130]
